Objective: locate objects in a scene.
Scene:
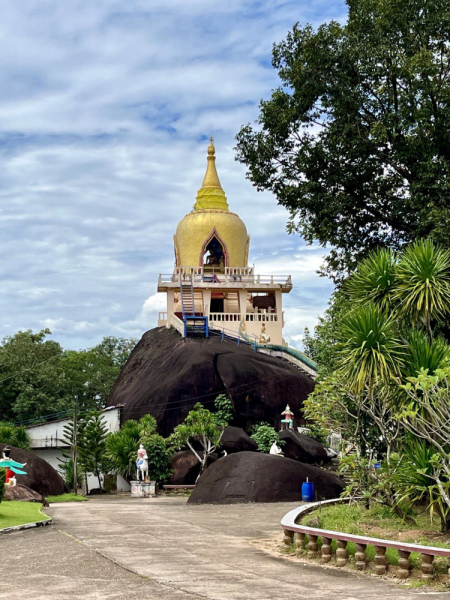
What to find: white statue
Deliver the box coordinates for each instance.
[259,323,271,344]
[0,446,27,486]
[136,444,149,481]
[269,441,283,456]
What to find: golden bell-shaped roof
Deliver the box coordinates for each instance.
[174,138,249,268]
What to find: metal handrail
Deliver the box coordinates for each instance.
[159,272,292,286]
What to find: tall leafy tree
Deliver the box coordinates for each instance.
[0,330,136,423]
[170,403,226,479]
[79,412,109,491]
[0,329,66,422]
[235,0,450,280]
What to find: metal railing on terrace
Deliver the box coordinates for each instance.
[158,268,292,287]
[209,312,279,323]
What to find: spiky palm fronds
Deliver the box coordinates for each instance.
[402,330,450,379]
[337,304,405,393]
[345,248,397,311]
[0,422,31,450]
[394,239,450,330]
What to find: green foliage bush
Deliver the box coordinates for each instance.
[105,415,171,483]
[58,459,83,490]
[141,434,172,483]
[250,423,283,453]
[214,394,233,426]
[0,422,31,450]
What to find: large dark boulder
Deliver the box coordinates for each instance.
[107,327,315,437]
[170,450,218,485]
[4,484,49,507]
[0,444,68,497]
[220,426,257,454]
[188,452,345,504]
[279,430,330,464]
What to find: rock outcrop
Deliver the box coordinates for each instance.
[170,450,218,485]
[188,452,345,504]
[4,484,48,506]
[278,430,330,464]
[107,327,315,436]
[220,426,257,454]
[0,444,68,497]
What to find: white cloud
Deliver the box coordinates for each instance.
[0,0,345,350]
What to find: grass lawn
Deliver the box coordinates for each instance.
[0,501,49,529]
[299,503,450,579]
[46,493,88,503]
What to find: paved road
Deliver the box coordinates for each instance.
[0,496,448,600]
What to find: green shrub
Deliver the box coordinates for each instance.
[250,422,283,453]
[214,394,233,426]
[141,434,172,483]
[0,422,31,450]
[58,459,83,489]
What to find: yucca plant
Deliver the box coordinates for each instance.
[345,248,397,312]
[393,439,450,532]
[401,330,450,380]
[104,419,141,481]
[0,422,31,450]
[394,239,450,339]
[337,304,405,394]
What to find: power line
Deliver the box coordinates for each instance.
[0,353,60,386]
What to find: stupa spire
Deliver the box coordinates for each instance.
[201,136,222,189]
[194,137,229,211]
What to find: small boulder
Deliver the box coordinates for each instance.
[278,430,330,464]
[4,484,49,507]
[220,426,257,454]
[306,516,321,527]
[170,450,218,485]
[0,443,68,496]
[188,451,344,504]
[88,488,107,495]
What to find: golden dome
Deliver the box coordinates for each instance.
[174,139,250,268]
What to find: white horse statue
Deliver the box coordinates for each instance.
[136,443,149,481]
[137,452,149,481]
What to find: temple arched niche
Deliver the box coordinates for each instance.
[200,228,228,272]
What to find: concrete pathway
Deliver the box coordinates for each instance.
[0,496,448,600]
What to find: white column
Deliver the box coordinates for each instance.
[238,289,248,322]
[202,289,211,317]
[275,290,282,319]
[166,290,175,328]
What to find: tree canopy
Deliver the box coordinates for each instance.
[235,0,450,280]
[0,330,136,423]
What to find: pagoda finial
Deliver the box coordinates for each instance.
[194,137,229,211]
[201,136,222,189]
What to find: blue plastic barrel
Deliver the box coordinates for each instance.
[302,481,315,502]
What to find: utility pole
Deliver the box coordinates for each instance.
[73,400,78,495]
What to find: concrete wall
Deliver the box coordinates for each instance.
[27,407,130,493]
[27,406,121,449]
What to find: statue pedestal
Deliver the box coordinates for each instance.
[130,481,157,498]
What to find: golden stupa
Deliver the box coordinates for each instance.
[174,138,249,269]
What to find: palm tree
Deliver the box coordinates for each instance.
[394,239,450,340]
[337,303,405,393]
[345,248,397,312]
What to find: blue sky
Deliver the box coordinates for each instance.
[0,0,347,350]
